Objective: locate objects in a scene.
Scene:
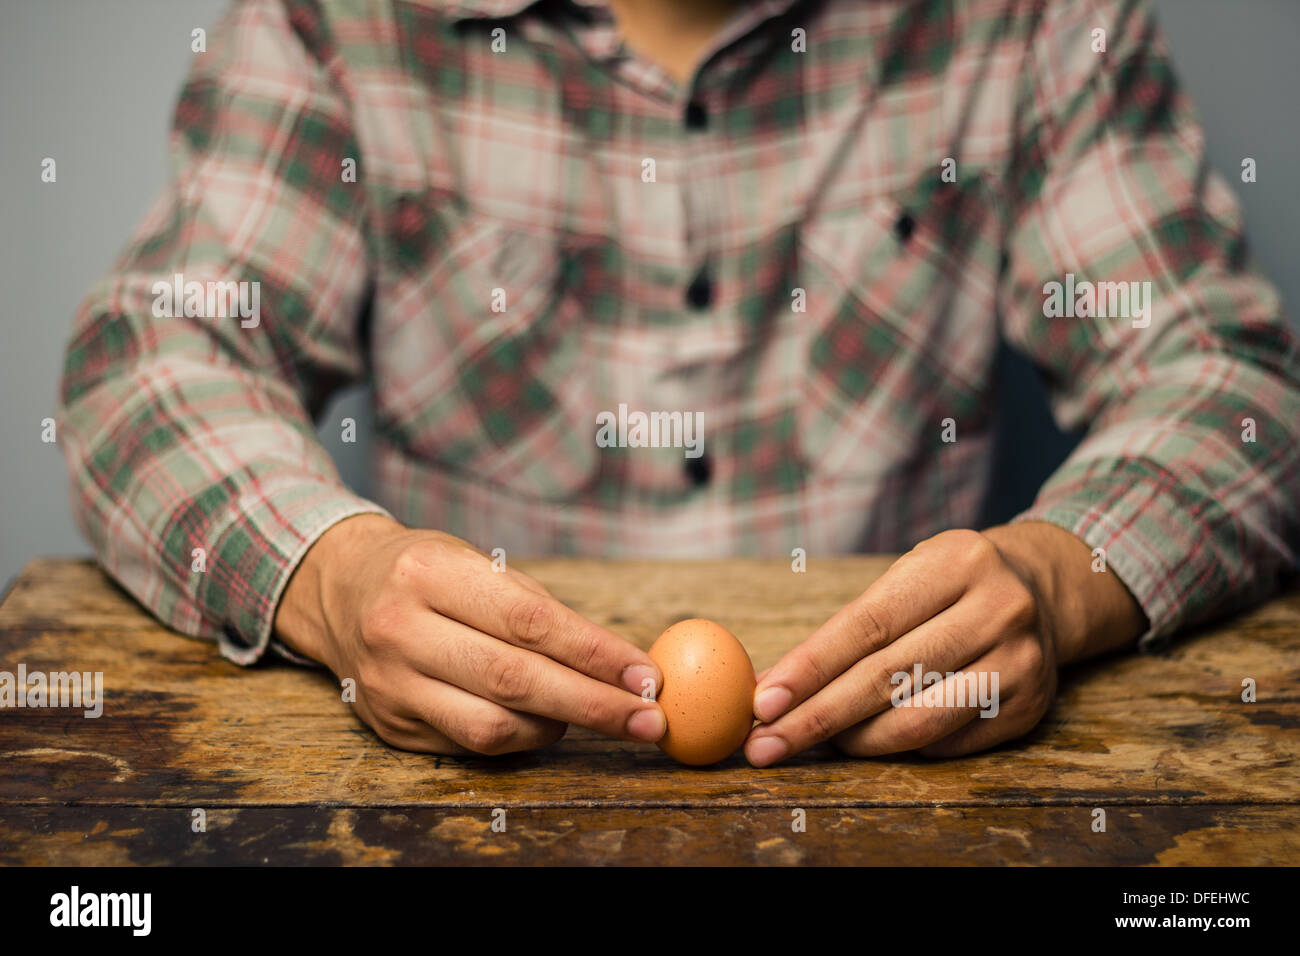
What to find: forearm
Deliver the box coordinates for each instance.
[996,0,1300,648]
[56,331,392,663]
[53,0,388,664]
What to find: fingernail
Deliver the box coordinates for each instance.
[627,706,666,742]
[622,663,658,697]
[754,685,792,722]
[747,735,788,767]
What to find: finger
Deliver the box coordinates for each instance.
[500,565,552,597]
[831,665,993,757]
[752,532,993,722]
[355,705,471,755]
[914,713,1016,758]
[417,548,662,695]
[370,719,471,755]
[350,694,472,756]
[408,615,667,743]
[393,671,568,756]
[745,597,994,766]
[916,642,1055,758]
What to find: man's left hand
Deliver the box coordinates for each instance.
[744,523,1146,765]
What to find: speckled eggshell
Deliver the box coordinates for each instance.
[647,618,756,766]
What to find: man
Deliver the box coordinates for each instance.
[56,0,1299,765]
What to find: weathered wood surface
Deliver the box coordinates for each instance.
[1,557,1298,865]
[4,806,1298,867]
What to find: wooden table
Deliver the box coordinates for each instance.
[1,557,1297,866]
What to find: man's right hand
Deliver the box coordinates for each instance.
[272,513,666,755]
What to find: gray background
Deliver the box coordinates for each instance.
[2,0,1298,592]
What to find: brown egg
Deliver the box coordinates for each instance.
[647,618,756,766]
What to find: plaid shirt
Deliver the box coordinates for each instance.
[57,0,1300,667]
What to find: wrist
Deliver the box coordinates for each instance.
[981,521,1145,665]
[273,512,405,667]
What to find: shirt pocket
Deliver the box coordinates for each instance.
[792,178,997,482]
[375,197,601,501]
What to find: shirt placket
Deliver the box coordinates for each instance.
[555,0,796,499]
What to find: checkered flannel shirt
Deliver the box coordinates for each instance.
[56,0,1300,664]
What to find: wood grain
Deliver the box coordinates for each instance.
[3,805,1297,866]
[1,557,1297,865]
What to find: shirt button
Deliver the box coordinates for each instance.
[894,211,916,243]
[684,452,712,486]
[685,267,713,309]
[684,100,708,131]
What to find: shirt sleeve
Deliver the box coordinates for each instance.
[999,0,1300,650]
[55,0,393,666]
